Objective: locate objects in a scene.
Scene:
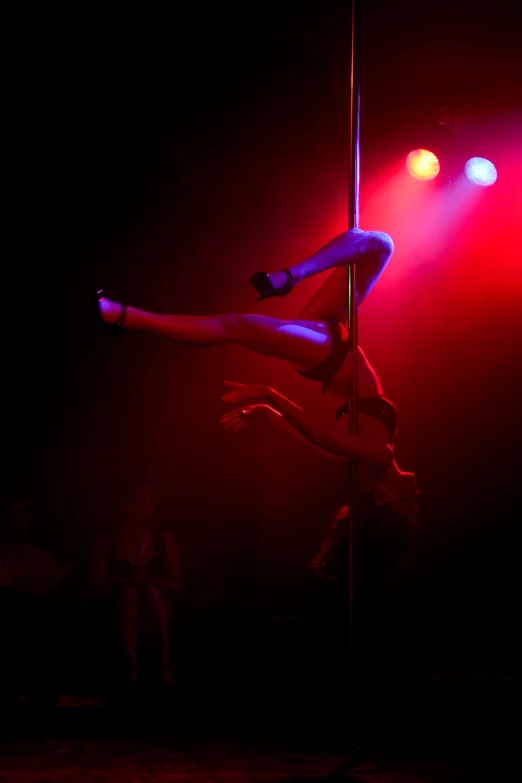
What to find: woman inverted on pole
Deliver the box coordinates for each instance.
[91,227,420,546]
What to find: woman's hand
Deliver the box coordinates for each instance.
[220,404,277,432]
[13,572,45,598]
[221,380,273,407]
[146,577,172,594]
[129,568,150,585]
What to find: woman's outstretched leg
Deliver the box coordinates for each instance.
[255,228,394,321]
[94,227,392,369]
[97,300,333,370]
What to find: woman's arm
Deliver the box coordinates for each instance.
[223,403,346,462]
[222,382,393,469]
[265,389,393,467]
[146,532,182,600]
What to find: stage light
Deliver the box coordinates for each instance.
[406,149,440,181]
[465,157,497,187]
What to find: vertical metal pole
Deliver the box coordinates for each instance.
[347,0,360,765]
[317,4,363,778]
[329,3,361,774]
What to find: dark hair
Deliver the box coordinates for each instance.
[310,497,414,595]
[310,504,350,584]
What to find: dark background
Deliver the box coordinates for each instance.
[4,0,522,746]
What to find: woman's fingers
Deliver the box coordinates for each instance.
[222,390,243,403]
[221,410,240,421]
[222,382,243,404]
[225,418,244,431]
[220,411,244,430]
[222,381,266,404]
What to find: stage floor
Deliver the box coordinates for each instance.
[0,735,497,782]
[0,724,516,783]
[1,675,519,782]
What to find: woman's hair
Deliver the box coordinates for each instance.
[310,504,350,583]
[310,493,414,592]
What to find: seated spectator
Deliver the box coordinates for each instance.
[90,483,182,686]
[0,493,75,700]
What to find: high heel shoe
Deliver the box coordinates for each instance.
[89,290,127,334]
[249,269,294,301]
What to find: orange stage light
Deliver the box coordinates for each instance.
[406,149,440,181]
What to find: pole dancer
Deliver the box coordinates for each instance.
[89,226,419,534]
[90,221,419,779]
[88,3,419,767]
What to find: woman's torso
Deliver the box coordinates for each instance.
[329,345,384,400]
[108,526,164,579]
[331,346,394,447]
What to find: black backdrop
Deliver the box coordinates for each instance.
[4,2,522,727]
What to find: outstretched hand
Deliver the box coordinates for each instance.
[221,381,280,433]
[221,380,273,407]
[220,404,277,432]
